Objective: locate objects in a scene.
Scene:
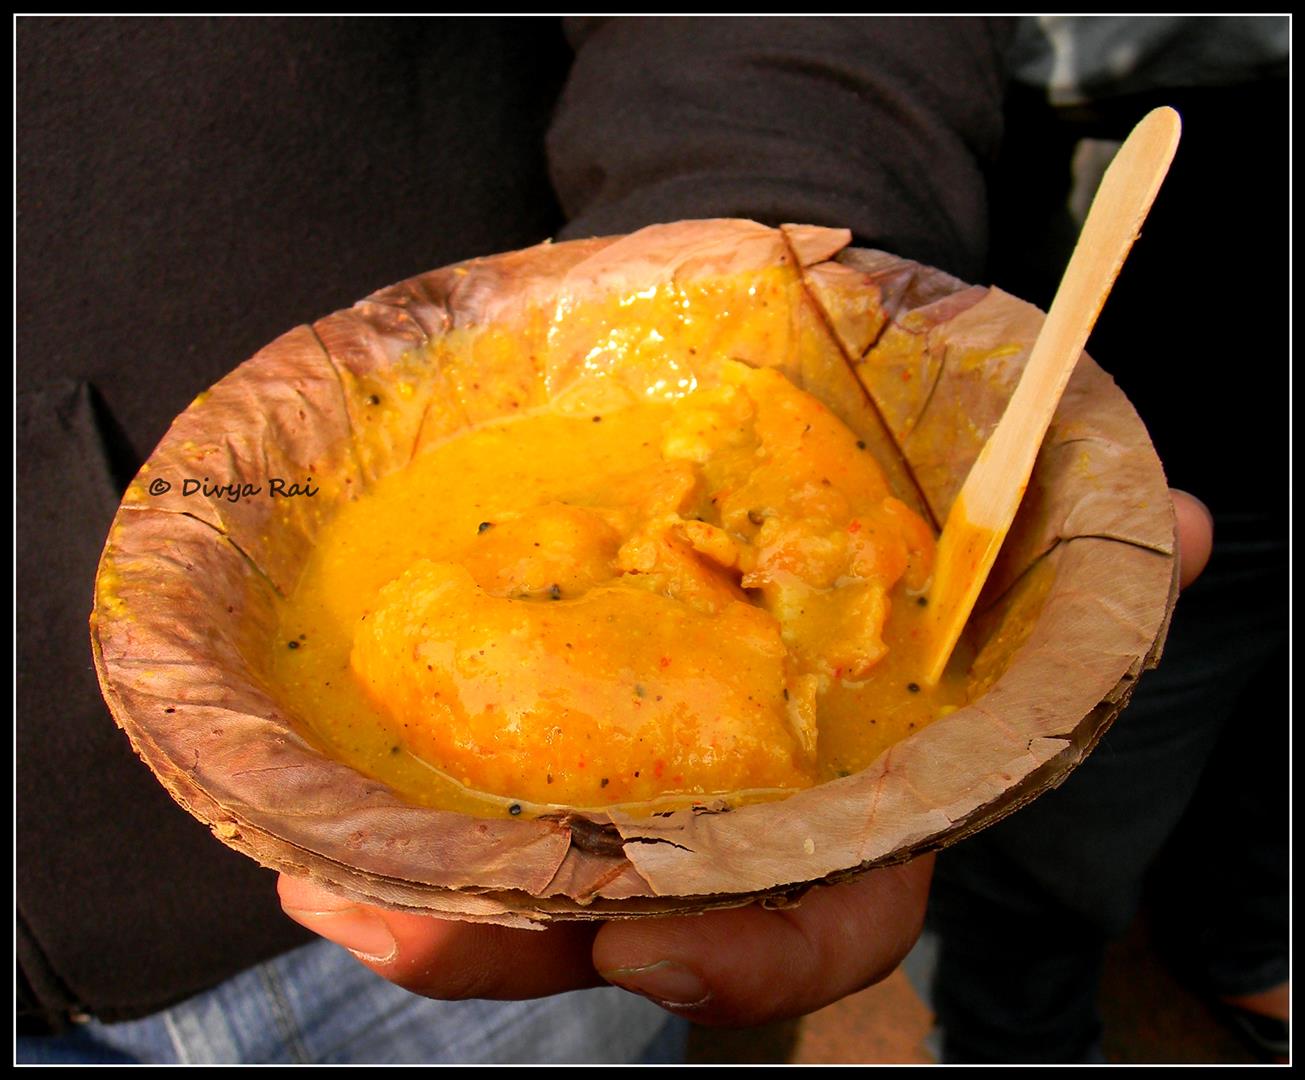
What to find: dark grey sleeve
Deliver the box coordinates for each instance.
[548,17,1014,281]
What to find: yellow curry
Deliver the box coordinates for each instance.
[270,256,976,813]
[271,277,969,818]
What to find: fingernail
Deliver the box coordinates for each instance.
[600,961,710,1008]
[282,905,397,963]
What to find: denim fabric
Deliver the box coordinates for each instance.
[17,938,687,1065]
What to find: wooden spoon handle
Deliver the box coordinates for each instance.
[921,106,1182,687]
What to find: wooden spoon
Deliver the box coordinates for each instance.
[920,106,1181,687]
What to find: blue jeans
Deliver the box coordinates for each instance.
[17,938,688,1064]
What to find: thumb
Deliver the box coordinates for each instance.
[593,855,933,1027]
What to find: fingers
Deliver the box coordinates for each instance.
[279,854,933,1028]
[1170,488,1213,590]
[277,874,602,999]
[593,854,934,1027]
